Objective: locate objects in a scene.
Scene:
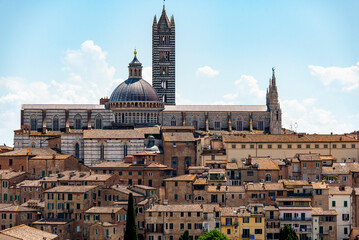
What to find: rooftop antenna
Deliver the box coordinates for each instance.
[163,0,165,9]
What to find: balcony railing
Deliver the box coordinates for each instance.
[287,192,312,197]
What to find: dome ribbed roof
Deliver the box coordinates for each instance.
[109,78,160,102]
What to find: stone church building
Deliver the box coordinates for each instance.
[14,7,282,166]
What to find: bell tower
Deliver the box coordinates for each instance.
[266,68,282,134]
[152,5,175,105]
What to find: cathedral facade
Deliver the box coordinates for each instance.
[14,7,282,165]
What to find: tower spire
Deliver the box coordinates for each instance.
[272,67,276,86]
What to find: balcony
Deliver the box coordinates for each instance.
[280,218,312,221]
[287,192,312,197]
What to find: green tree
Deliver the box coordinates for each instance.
[124,193,138,240]
[179,230,190,240]
[198,229,229,240]
[279,225,299,240]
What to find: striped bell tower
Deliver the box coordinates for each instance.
[152,5,176,105]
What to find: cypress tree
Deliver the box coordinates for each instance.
[179,230,190,240]
[279,225,299,240]
[124,192,138,240]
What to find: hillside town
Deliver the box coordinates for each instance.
[0,2,358,240]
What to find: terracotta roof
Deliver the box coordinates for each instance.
[329,186,352,195]
[251,157,280,170]
[91,161,131,168]
[312,207,337,216]
[278,206,312,210]
[111,185,144,197]
[226,162,239,169]
[280,179,311,186]
[322,162,359,175]
[245,183,284,191]
[32,218,72,225]
[0,148,56,156]
[0,224,58,240]
[207,185,245,193]
[85,206,123,214]
[0,205,37,212]
[221,207,252,217]
[161,126,195,130]
[132,185,156,190]
[16,180,41,188]
[297,153,322,161]
[21,200,45,208]
[162,132,195,142]
[164,174,196,182]
[147,204,203,212]
[208,169,226,173]
[223,134,358,143]
[42,171,113,182]
[30,154,72,160]
[164,105,268,112]
[45,185,97,193]
[193,178,208,185]
[312,182,329,189]
[0,170,26,180]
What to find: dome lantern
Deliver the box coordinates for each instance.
[128,49,142,78]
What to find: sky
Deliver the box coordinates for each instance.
[0,0,359,146]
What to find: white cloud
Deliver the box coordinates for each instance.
[0,40,122,146]
[309,62,359,91]
[196,66,219,78]
[216,75,266,105]
[281,98,355,134]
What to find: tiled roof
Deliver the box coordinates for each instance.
[85,206,123,214]
[329,186,352,195]
[162,132,196,142]
[32,218,72,225]
[223,134,358,143]
[278,206,312,210]
[193,178,208,185]
[322,162,359,175]
[30,154,72,160]
[277,198,311,202]
[164,105,268,112]
[0,170,26,180]
[251,157,280,170]
[221,207,252,217]
[164,174,196,182]
[311,182,329,189]
[147,204,203,212]
[41,171,113,182]
[245,183,284,191]
[16,180,41,188]
[297,153,322,161]
[207,185,245,193]
[0,224,58,240]
[0,205,37,212]
[0,148,56,156]
[111,185,144,197]
[280,179,311,186]
[132,185,156,190]
[84,129,145,139]
[312,207,337,216]
[45,185,97,193]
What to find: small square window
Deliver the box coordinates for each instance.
[342,144,346,148]
[258,144,262,149]
[306,144,310,149]
[324,144,328,148]
[232,144,236,149]
[287,144,292,149]
[352,144,355,148]
[278,144,282,149]
[241,145,246,149]
[268,144,272,149]
[315,144,319,148]
[250,145,254,149]
[297,144,301,149]
[333,144,337,148]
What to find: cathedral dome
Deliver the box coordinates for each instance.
[109,51,160,103]
[109,78,160,102]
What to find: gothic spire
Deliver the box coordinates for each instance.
[272,67,276,86]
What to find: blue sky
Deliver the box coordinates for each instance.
[0,0,359,146]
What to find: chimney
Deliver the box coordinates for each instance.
[247,155,252,165]
[52,154,56,160]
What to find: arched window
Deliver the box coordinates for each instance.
[265,173,271,182]
[95,115,102,129]
[214,119,221,131]
[100,144,105,160]
[30,115,37,131]
[236,119,243,131]
[161,80,167,89]
[53,115,59,131]
[74,114,82,130]
[75,143,80,159]
[31,142,36,148]
[134,69,137,76]
[194,196,204,201]
[276,111,279,121]
[171,117,176,126]
[114,114,118,123]
[163,94,167,103]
